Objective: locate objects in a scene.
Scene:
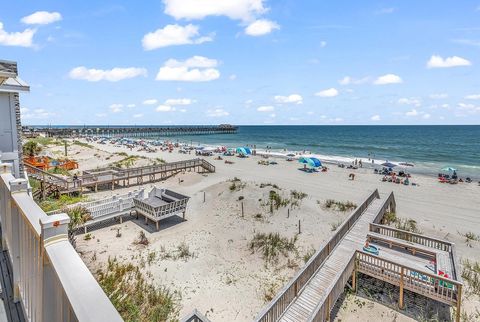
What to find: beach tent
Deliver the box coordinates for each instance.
[381,162,397,168]
[298,157,322,168]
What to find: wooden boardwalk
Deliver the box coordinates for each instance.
[278,198,385,322]
[25,158,215,198]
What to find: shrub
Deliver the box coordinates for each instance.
[65,206,91,247]
[176,242,194,260]
[462,259,480,296]
[330,220,343,231]
[290,190,307,200]
[323,199,357,212]
[303,247,316,263]
[134,231,149,246]
[96,258,180,322]
[73,140,93,149]
[249,232,297,263]
[395,218,422,234]
[382,211,397,225]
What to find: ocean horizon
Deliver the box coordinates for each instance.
[35,124,480,179]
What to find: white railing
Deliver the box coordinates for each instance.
[0,163,123,322]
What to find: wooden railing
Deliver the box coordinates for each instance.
[254,189,380,322]
[369,223,452,252]
[371,191,396,224]
[309,255,356,321]
[356,250,462,306]
[0,163,123,322]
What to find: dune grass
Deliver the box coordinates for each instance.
[96,258,180,322]
[249,232,297,263]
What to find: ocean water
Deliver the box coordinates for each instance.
[165,125,480,179]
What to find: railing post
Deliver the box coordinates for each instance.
[456,284,462,322]
[399,267,404,309]
[0,163,13,250]
[9,178,29,302]
[40,213,71,322]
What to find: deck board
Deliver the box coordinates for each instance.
[278,198,385,322]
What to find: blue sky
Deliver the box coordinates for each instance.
[1,0,480,125]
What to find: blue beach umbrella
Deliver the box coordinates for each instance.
[236,147,251,155]
[298,157,322,168]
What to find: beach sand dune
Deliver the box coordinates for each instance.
[63,140,480,321]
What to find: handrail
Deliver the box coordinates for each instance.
[0,163,123,322]
[254,189,380,322]
[355,250,462,305]
[369,223,453,252]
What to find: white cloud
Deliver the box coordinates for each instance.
[127,104,136,108]
[274,94,303,104]
[143,99,158,105]
[21,11,62,25]
[315,88,339,97]
[398,97,421,107]
[405,109,418,116]
[426,55,471,68]
[429,93,448,99]
[0,22,36,47]
[257,105,274,112]
[164,98,195,105]
[109,103,123,113]
[142,24,213,50]
[69,66,147,82]
[95,113,107,118]
[371,115,381,121]
[338,76,370,85]
[245,19,279,36]
[373,74,402,85]
[375,7,395,15]
[320,41,327,48]
[156,105,174,112]
[133,113,143,118]
[179,108,187,113]
[21,108,55,120]
[422,113,431,119]
[156,56,220,82]
[465,94,480,100]
[229,74,237,80]
[163,0,267,21]
[206,108,229,117]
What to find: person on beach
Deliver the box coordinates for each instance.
[359,160,363,168]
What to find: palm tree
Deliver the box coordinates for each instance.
[65,206,91,248]
[23,140,42,157]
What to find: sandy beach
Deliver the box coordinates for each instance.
[48,139,480,321]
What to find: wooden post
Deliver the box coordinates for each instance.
[203,191,206,203]
[352,259,357,292]
[298,220,301,234]
[326,294,331,321]
[156,221,159,231]
[456,284,462,322]
[241,201,244,217]
[399,267,404,309]
[287,208,290,218]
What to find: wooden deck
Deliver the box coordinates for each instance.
[278,198,385,322]
[256,190,463,322]
[25,158,215,198]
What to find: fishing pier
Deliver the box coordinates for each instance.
[23,124,238,138]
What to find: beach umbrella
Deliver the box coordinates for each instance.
[441,166,457,172]
[286,153,296,157]
[381,162,397,168]
[298,157,322,168]
[236,147,249,155]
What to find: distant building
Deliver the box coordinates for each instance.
[0,60,30,178]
